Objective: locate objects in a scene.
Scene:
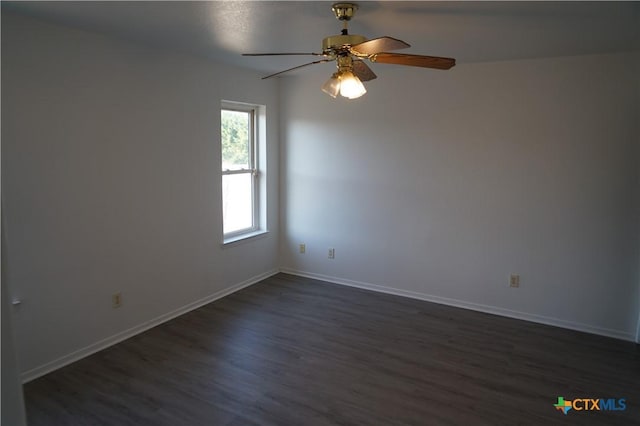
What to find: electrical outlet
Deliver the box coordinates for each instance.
[328,248,335,259]
[299,243,306,254]
[509,274,520,288]
[112,292,122,308]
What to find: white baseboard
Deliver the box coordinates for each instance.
[280,268,636,343]
[21,269,279,383]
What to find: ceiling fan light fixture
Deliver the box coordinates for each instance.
[322,71,366,100]
[338,71,366,99]
[321,73,341,98]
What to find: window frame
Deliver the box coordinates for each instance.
[221,101,265,244]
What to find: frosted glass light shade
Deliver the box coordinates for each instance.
[338,71,366,99]
[321,74,341,98]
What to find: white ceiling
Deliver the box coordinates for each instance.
[4,1,639,77]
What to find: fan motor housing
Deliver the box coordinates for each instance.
[322,34,366,52]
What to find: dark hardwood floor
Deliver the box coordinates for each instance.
[24,273,640,425]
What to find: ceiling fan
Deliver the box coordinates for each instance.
[243,2,456,99]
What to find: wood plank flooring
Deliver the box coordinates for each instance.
[24,273,640,425]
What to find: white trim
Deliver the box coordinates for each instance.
[21,269,279,383]
[223,229,269,247]
[280,268,636,343]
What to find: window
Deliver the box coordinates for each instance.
[221,102,265,243]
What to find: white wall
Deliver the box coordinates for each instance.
[1,13,280,379]
[280,52,640,340]
[2,215,27,425]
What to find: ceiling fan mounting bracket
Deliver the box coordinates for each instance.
[331,3,358,21]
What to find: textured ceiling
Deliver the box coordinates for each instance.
[3,1,639,77]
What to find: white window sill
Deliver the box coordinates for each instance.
[223,230,269,247]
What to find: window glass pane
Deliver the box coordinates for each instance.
[222,173,253,234]
[221,110,250,171]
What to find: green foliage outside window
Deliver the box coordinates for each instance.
[221,110,250,169]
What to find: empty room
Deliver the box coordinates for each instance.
[1,1,639,425]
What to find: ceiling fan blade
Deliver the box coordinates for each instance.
[243,52,325,57]
[350,36,410,55]
[371,53,456,70]
[261,59,332,79]
[353,60,377,82]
